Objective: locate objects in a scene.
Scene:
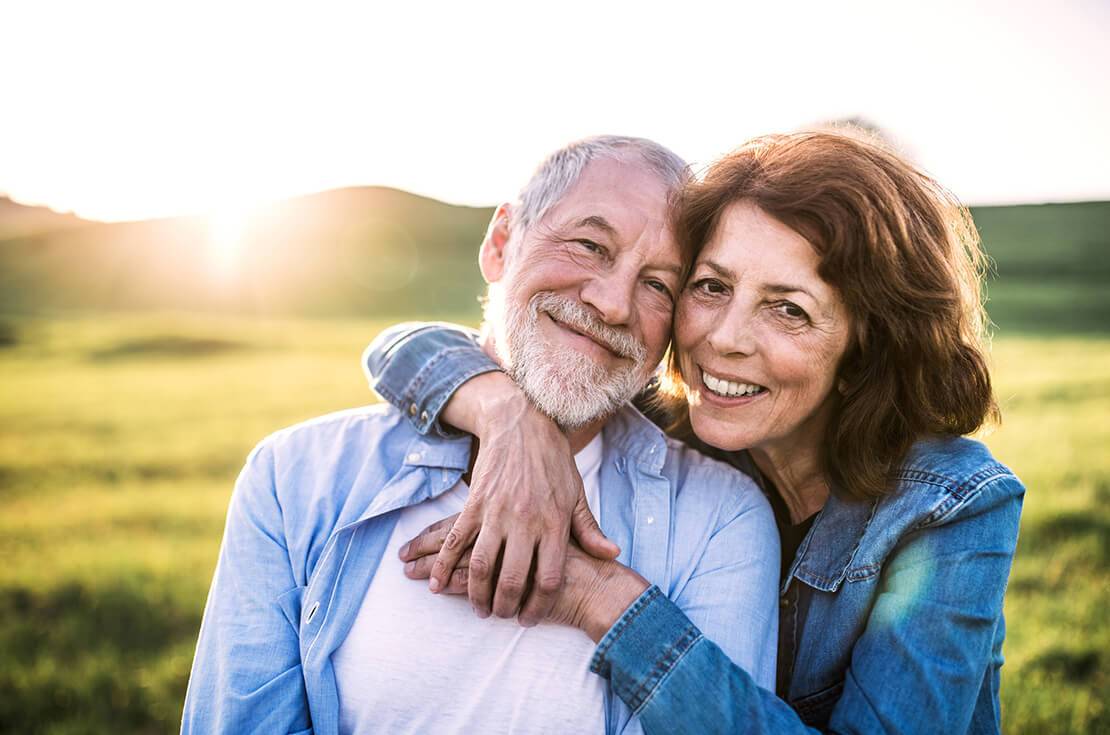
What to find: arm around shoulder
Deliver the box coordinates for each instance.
[362,321,499,436]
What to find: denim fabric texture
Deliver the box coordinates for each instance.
[364,323,1025,735]
[181,399,780,734]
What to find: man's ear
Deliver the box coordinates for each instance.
[479,203,513,284]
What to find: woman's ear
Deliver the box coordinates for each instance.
[479,204,513,284]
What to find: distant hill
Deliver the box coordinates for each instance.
[0,197,86,241]
[0,187,495,321]
[0,190,1107,333]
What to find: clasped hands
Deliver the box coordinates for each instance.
[395,375,648,641]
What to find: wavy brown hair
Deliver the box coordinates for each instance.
[663,131,999,500]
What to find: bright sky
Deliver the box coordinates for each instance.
[2,0,1108,222]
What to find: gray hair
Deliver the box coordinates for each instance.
[511,135,688,232]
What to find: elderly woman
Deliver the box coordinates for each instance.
[364,132,1024,733]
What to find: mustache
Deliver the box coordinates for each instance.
[529,292,647,363]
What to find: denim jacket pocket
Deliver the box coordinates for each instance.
[791,679,844,728]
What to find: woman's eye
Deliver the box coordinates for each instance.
[774,301,809,320]
[690,278,727,296]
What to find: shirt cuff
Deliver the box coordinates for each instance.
[590,585,704,713]
[376,346,502,437]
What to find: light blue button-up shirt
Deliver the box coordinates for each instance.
[181,400,780,734]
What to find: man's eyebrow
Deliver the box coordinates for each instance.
[571,215,619,238]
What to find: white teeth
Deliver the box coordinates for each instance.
[702,370,764,398]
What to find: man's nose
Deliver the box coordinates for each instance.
[579,266,636,327]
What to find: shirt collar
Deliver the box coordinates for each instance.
[601,403,669,476]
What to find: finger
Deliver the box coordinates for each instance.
[443,566,470,595]
[466,529,503,618]
[405,549,472,581]
[518,534,567,627]
[399,513,460,561]
[429,509,479,593]
[571,495,619,560]
[491,533,535,619]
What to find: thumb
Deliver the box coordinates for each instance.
[571,495,620,560]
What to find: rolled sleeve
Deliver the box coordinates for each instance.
[361,322,500,437]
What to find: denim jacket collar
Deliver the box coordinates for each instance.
[785,490,879,594]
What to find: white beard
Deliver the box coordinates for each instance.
[485,288,649,430]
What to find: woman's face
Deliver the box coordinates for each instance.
[676,200,853,454]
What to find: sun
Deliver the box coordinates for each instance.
[205,209,251,279]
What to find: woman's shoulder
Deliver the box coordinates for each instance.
[876,435,1025,531]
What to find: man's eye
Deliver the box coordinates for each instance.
[645,279,674,300]
[575,239,604,255]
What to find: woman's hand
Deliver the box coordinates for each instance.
[401,531,649,642]
[420,370,619,626]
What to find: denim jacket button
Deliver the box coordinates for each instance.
[420,411,429,424]
[409,403,418,416]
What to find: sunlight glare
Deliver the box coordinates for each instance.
[206,209,250,279]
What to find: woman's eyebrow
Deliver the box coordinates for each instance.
[765,283,815,299]
[700,259,736,280]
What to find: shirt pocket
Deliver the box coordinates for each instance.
[791,679,844,728]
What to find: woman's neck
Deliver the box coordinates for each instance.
[750,441,830,525]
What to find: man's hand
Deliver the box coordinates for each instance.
[414,371,619,626]
[401,536,649,641]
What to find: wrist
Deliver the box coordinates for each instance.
[581,563,650,643]
[472,374,559,442]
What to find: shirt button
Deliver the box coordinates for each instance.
[306,600,320,623]
[409,403,418,416]
[780,597,791,609]
[646,515,655,525]
[407,452,422,462]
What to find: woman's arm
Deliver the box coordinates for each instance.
[364,321,619,624]
[591,473,1024,735]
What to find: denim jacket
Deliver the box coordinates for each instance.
[364,323,1025,735]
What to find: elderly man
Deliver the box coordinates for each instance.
[182,136,778,734]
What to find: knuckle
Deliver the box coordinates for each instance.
[442,530,463,551]
[535,574,563,595]
[498,574,525,596]
[468,556,491,580]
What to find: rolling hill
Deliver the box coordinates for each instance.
[1,190,1107,333]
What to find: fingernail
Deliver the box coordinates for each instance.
[398,542,409,559]
[429,577,441,593]
[404,561,415,575]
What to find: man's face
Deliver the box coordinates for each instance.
[484,156,683,429]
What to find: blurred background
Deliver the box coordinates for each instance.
[1,1,1107,732]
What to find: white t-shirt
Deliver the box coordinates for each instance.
[332,434,606,734]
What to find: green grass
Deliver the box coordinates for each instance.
[0,313,1107,733]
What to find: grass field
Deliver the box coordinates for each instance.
[0,312,1107,734]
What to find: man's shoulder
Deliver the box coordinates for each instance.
[662,437,769,517]
[249,403,416,473]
